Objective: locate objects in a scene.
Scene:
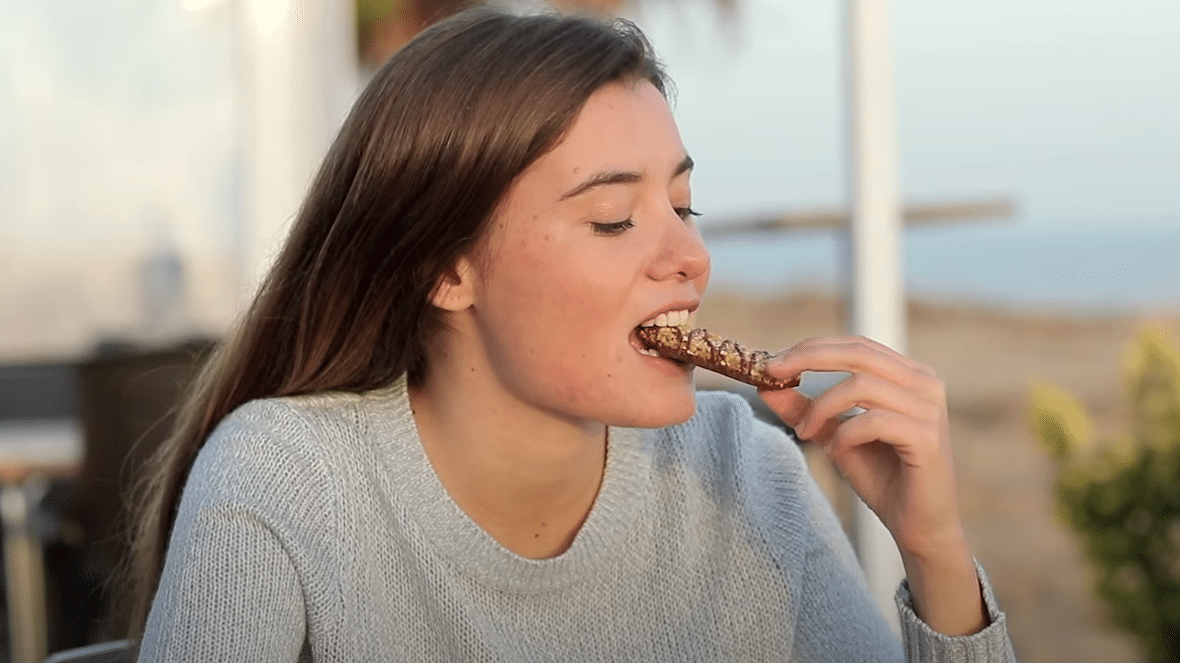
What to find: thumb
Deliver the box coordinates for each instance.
[758,386,811,429]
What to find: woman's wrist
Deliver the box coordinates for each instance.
[899,542,990,637]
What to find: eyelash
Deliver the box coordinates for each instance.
[590,207,701,236]
[591,220,635,236]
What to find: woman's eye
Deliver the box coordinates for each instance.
[675,206,701,222]
[591,219,635,236]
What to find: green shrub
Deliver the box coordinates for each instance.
[1030,328,1180,663]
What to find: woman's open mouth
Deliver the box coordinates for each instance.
[630,308,694,363]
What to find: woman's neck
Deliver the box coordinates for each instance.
[407,360,608,560]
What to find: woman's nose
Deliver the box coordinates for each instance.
[649,213,711,282]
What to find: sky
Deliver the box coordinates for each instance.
[628,0,1180,308]
[632,0,1180,228]
[0,0,1177,311]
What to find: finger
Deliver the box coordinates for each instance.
[795,372,944,441]
[770,336,937,388]
[823,408,943,468]
[771,336,922,383]
[789,334,923,369]
[758,385,813,429]
[772,345,944,403]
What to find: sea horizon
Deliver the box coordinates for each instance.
[703,219,1180,314]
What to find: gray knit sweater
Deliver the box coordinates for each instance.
[140,377,1016,662]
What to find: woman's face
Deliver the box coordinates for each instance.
[462,80,711,429]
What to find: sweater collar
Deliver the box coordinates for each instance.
[362,375,654,592]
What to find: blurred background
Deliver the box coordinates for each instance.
[0,0,1177,661]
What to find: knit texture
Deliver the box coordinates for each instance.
[140,376,1017,662]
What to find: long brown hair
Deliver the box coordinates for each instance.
[126,7,668,638]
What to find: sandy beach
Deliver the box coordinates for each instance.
[696,289,1180,663]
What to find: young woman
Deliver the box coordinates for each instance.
[131,8,1017,661]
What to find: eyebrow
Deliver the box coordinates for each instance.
[559,154,695,201]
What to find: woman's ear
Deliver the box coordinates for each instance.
[429,256,476,312]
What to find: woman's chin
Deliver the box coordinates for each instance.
[611,387,697,429]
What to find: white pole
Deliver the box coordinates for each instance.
[239,0,357,299]
[845,0,906,634]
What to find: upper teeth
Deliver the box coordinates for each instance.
[641,309,690,327]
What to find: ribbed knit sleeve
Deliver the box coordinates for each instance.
[139,399,340,663]
[895,562,1018,662]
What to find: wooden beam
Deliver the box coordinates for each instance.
[700,197,1016,239]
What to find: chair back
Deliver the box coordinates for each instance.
[42,639,132,663]
[68,340,214,638]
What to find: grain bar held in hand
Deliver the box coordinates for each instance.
[636,326,799,390]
